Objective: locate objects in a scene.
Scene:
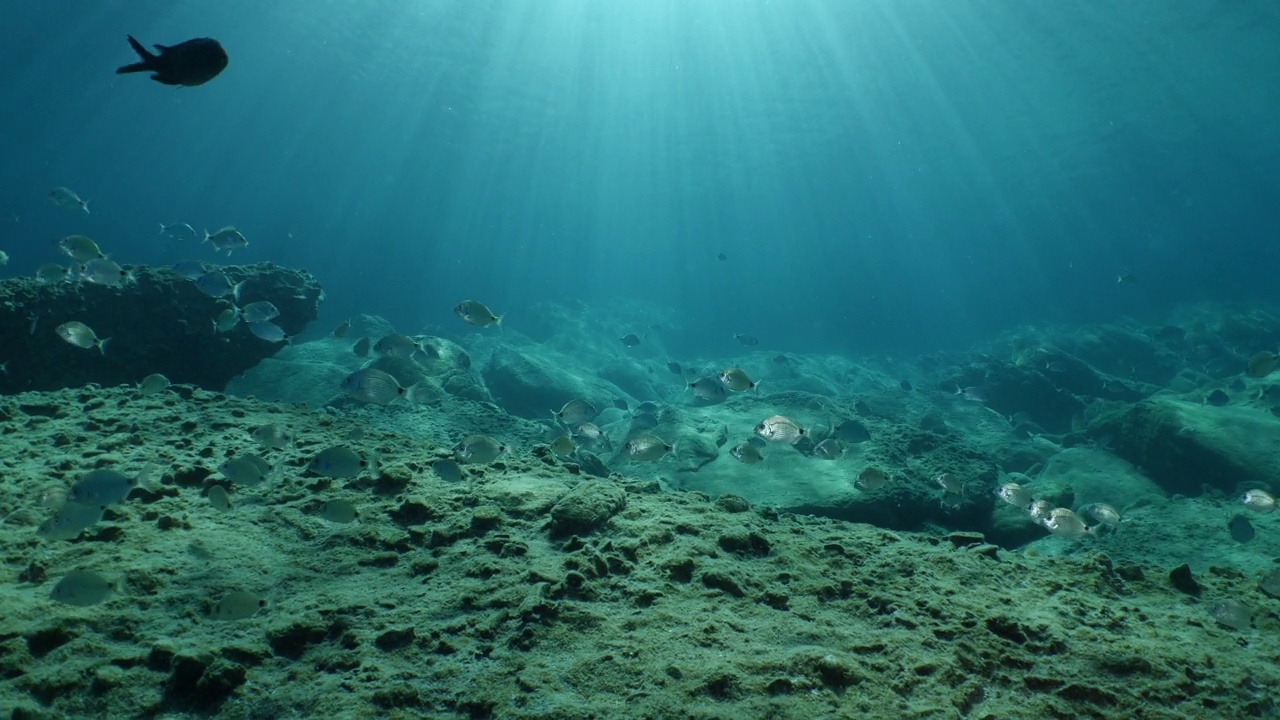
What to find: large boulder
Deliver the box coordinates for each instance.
[482,346,627,421]
[0,263,322,393]
[1093,398,1280,496]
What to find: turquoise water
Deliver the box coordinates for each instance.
[4,2,1276,356]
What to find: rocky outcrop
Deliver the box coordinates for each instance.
[0,263,322,393]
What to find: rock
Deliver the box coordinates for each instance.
[482,346,627,420]
[548,481,626,536]
[0,263,321,394]
[1094,398,1280,495]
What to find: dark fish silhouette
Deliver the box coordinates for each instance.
[116,35,228,86]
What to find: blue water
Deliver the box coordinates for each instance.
[3,1,1278,358]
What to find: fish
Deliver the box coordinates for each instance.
[832,419,871,443]
[623,434,674,461]
[814,439,842,460]
[754,415,805,444]
[730,442,763,464]
[630,412,660,430]
[309,446,373,478]
[1205,389,1230,407]
[553,399,599,426]
[80,258,131,287]
[69,469,140,506]
[159,222,198,241]
[1116,273,1136,285]
[572,422,613,453]
[855,468,888,491]
[36,501,106,540]
[454,300,503,328]
[1246,352,1280,379]
[454,435,506,464]
[1241,489,1277,513]
[240,301,279,323]
[207,485,232,511]
[717,252,727,261]
[994,483,1033,509]
[49,187,90,213]
[213,306,240,333]
[0,250,7,266]
[620,333,642,347]
[202,226,248,255]
[250,424,294,449]
[1260,569,1280,598]
[432,459,464,482]
[116,35,228,86]
[1210,600,1252,632]
[666,361,682,375]
[734,333,759,346]
[322,499,359,524]
[58,235,103,262]
[137,373,171,396]
[248,321,288,343]
[899,380,913,392]
[719,368,758,392]
[333,319,351,338]
[1228,514,1255,543]
[50,570,115,607]
[194,270,244,301]
[1082,503,1121,527]
[217,455,274,487]
[208,591,265,621]
[374,334,428,359]
[549,435,576,457]
[955,386,987,403]
[35,264,72,284]
[1043,508,1089,537]
[353,337,371,357]
[688,377,729,402]
[170,260,206,280]
[342,368,411,405]
[56,321,109,354]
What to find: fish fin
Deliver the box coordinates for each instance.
[97,338,111,355]
[152,43,167,52]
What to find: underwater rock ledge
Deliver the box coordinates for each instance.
[0,263,322,393]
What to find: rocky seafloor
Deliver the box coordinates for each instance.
[2,298,1280,718]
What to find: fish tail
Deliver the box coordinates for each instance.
[158,223,166,235]
[231,280,245,304]
[494,313,505,331]
[97,338,111,355]
[116,35,155,74]
[201,229,210,243]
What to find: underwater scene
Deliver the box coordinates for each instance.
[2,2,1280,719]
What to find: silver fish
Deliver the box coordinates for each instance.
[51,570,114,606]
[56,321,109,354]
[69,469,139,505]
[138,373,171,396]
[80,258,130,287]
[49,186,90,213]
[624,433,673,462]
[813,438,842,460]
[730,442,763,464]
[855,468,888,491]
[159,222,198,240]
[36,501,106,540]
[309,446,373,478]
[35,263,72,284]
[250,423,294,449]
[754,415,805,444]
[374,333,429,359]
[217,455,274,486]
[247,321,288,343]
[194,270,244,301]
[553,399,598,426]
[719,368,758,392]
[342,368,410,405]
[454,435,505,464]
[203,226,248,255]
[454,300,503,328]
[170,260,206,279]
[688,377,729,402]
[322,499,359,524]
[213,306,240,333]
[353,337,371,357]
[240,301,279,323]
[208,590,265,621]
[58,234,103,262]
